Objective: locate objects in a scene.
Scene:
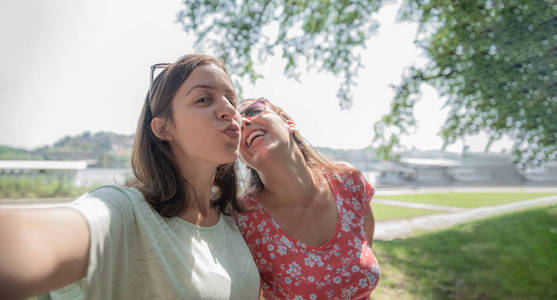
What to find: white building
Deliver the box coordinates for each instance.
[0,160,88,186]
[399,157,460,184]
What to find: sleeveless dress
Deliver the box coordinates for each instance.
[235,170,380,299]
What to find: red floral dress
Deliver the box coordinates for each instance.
[235,170,380,300]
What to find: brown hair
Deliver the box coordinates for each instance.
[242,98,352,192]
[129,54,242,217]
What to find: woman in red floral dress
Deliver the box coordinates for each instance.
[235,98,380,300]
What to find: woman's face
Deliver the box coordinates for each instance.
[238,99,294,168]
[166,63,241,168]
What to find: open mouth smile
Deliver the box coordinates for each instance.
[246,129,266,148]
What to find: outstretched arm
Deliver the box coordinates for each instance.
[0,207,90,299]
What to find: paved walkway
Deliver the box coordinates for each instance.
[375,186,557,196]
[2,186,557,241]
[375,194,557,240]
[373,198,466,212]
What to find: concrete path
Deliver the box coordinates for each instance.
[375,186,557,196]
[373,198,466,212]
[2,186,557,241]
[374,194,557,240]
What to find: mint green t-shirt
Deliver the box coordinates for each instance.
[46,186,260,300]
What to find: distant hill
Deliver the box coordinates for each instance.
[1,131,516,169]
[0,146,43,160]
[1,131,134,168]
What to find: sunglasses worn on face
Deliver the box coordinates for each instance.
[240,98,268,119]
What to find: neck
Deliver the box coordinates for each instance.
[256,147,323,210]
[172,147,219,217]
[184,167,216,215]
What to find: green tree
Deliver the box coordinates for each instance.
[177,0,556,167]
[375,0,557,167]
[177,0,385,108]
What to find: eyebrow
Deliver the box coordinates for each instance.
[185,84,235,97]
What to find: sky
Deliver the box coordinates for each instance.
[0,0,512,153]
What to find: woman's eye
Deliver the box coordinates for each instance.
[243,109,260,117]
[196,97,210,104]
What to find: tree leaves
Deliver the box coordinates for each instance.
[375,0,557,167]
[177,0,556,167]
[177,0,385,108]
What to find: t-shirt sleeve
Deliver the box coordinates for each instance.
[65,185,136,297]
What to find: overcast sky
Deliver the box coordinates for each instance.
[0,0,512,153]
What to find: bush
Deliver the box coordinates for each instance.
[0,175,92,198]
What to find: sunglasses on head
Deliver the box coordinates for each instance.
[239,98,268,119]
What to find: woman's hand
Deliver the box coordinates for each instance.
[0,207,90,299]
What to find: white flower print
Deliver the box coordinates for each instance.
[353,237,362,249]
[286,262,301,277]
[304,257,315,267]
[236,172,380,299]
[351,197,361,212]
[359,278,367,287]
[341,222,350,233]
[277,245,287,255]
[366,269,378,286]
[280,236,293,248]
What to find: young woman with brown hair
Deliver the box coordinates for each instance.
[235,97,380,299]
[0,54,260,300]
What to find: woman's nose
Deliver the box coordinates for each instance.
[241,117,253,129]
[217,97,238,121]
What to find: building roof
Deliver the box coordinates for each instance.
[0,160,88,170]
[400,157,461,167]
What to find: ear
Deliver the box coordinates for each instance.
[287,121,296,133]
[151,117,173,141]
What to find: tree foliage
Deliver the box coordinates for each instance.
[177,0,385,108]
[374,0,557,167]
[177,0,557,167]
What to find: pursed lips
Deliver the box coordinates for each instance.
[223,123,240,139]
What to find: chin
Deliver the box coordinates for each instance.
[244,145,275,167]
[220,151,239,164]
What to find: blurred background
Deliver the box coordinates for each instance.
[1,0,555,193]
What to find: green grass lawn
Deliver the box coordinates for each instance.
[378,193,556,208]
[372,202,441,221]
[371,204,557,300]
